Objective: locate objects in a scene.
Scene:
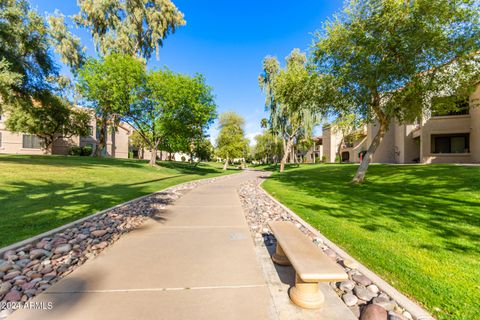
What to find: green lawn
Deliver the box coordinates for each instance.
[0,155,236,247]
[262,164,480,320]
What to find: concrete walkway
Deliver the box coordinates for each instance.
[10,172,274,320]
[9,171,356,320]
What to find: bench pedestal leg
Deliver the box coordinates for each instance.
[289,273,324,309]
[272,244,291,266]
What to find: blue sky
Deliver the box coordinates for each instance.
[30,0,343,144]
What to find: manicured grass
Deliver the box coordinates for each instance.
[262,164,480,320]
[0,155,236,247]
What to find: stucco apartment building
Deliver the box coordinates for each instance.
[322,84,480,164]
[0,108,132,158]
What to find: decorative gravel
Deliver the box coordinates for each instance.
[0,174,235,319]
[238,173,416,320]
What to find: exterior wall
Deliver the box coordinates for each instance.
[341,136,368,163]
[322,125,342,163]
[0,108,131,159]
[0,115,45,155]
[420,115,472,164]
[368,122,397,163]
[401,125,421,163]
[470,85,480,162]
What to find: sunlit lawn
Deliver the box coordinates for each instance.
[0,155,236,247]
[262,164,480,320]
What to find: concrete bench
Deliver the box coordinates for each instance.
[268,221,348,309]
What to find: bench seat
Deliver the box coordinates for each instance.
[268,221,348,309]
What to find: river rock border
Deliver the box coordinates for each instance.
[238,173,434,320]
[0,173,239,319]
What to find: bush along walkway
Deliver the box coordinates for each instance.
[238,174,430,320]
[0,174,236,319]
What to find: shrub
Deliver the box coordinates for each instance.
[69,146,93,156]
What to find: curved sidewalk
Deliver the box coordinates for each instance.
[9,172,275,320]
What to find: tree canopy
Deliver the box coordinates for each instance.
[127,69,217,165]
[313,0,480,182]
[74,0,185,60]
[259,49,323,172]
[77,54,146,156]
[216,112,249,170]
[0,0,58,112]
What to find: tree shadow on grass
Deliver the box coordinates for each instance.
[0,175,188,247]
[265,164,480,255]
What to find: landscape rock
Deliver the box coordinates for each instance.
[29,249,49,260]
[339,279,356,292]
[91,230,107,238]
[15,259,30,268]
[388,311,407,320]
[0,283,12,297]
[354,285,375,302]
[3,270,21,281]
[373,295,396,311]
[53,244,72,255]
[4,290,22,302]
[360,304,388,320]
[0,262,14,273]
[367,284,379,295]
[353,274,372,286]
[343,292,359,306]
[3,251,16,260]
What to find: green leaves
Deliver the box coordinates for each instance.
[74,0,186,60]
[313,0,480,123]
[77,53,146,116]
[216,112,249,160]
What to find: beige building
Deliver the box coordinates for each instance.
[322,125,367,163]
[296,136,323,163]
[323,84,480,164]
[0,108,132,159]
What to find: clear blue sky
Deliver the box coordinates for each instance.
[30,0,343,144]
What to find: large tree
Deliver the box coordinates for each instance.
[259,49,322,172]
[313,0,480,183]
[77,54,145,157]
[126,69,216,166]
[74,0,185,60]
[252,131,283,164]
[0,0,58,112]
[216,112,249,170]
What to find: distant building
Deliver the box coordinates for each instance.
[296,136,323,163]
[0,107,132,159]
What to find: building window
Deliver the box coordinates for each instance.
[431,134,469,154]
[22,135,42,149]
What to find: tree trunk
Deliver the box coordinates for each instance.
[337,137,344,163]
[94,118,107,157]
[352,120,388,183]
[280,138,294,173]
[223,155,229,170]
[149,147,157,166]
